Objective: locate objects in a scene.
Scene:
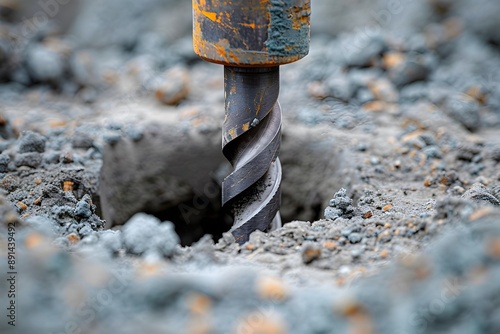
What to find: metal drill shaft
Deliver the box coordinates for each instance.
[223,67,282,244]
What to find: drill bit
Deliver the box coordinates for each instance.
[193,0,310,244]
[223,66,282,243]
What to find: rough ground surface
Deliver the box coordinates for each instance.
[1,0,500,333]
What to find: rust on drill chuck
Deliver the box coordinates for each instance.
[193,0,311,67]
[223,67,282,244]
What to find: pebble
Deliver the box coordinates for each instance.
[18,131,46,153]
[60,151,74,164]
[445,95,481,131]
[456,143,481,162]
[341,229,351,237]
[14,152,42,168]
[322,241,337,250]
[423,145,442,159]
[348,233,363,244]
[304,235,315,241]
[388,55,429,87]
[297,107,324,125]
[25,44,65,83]
[362,210,373,219]
[469,162,485,175]
[69,51,96,87]
[329,188,353,210]
[351,247,364,258]
[356,89,375,104]
[368,78,398,102]
[324,206,342,220]
[378,230,392,243]
[472,155,482,163]
[307,81,329,99]
[74,195,93,219]
[16,201,27,211]
[187,293,212,316]
[0,153,10,172]
[402,133,427,150]
[154,66,190,105]
[122,213,180,256]
[382,51,405,70]
[78,225,94,237]
[43,151,61,164]
[338,236,347,246]
[103,133,122,146]
[256,276,288,301]
[395,227,408,236]
[126,126,144,142]
[355,143,368,152]
[66,233,80,245]
[342,33,386,67]
[71,130,94,149]
[382,204,393,212]
[214,232,238,252]
[98,230,122,254]
[400,82,428,102]
[419,133,437,146]
[370,157,380,165]
[450,185,466,196]
[342,225,361,237]
[325,75,354,102]
[379,249,389,258]
[301,243,322,264]
[85,147,101,160]
[462,183,500,206]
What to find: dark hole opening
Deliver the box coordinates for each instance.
[145,191,233,246]
[140,184,323,246]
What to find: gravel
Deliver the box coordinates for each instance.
[17,131,46,154]
[122,213,180,257]
[14,152,42,168]
[324,188,355,220]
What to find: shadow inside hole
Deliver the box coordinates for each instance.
[146,183,323,246]
[146,189,233,246]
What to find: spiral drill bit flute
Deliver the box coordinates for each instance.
[193,0,310,244]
